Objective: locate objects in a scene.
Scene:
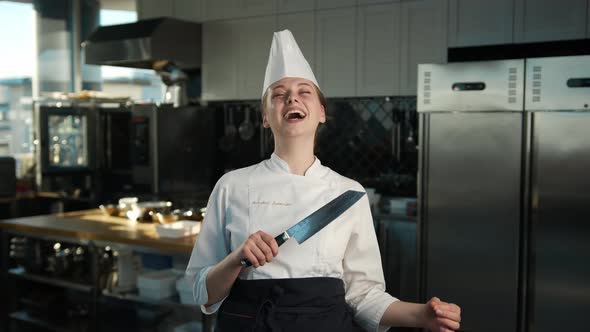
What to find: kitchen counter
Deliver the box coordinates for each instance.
[0,209,198,254]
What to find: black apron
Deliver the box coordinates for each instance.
[215,277,366,332]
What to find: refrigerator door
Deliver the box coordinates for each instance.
[526,55,590,332]
[421,112,523,332]
[418,59,526,332]
[529,112,590,332]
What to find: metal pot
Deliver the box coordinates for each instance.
[99,204,120,217]
[46,242,73,278]
[71,246,87,281]
[117,197,138,216]
[98,246,115,291]
[127,201,173,222]
[154,210,180,224]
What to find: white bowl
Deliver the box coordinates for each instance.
[155,220,201,238]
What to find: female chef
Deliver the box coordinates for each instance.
[186,30,461,332]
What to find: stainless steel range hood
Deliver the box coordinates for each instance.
[82,17,201,70]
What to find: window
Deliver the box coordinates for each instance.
[0,2,35,157]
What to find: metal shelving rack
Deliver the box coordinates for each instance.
[8,267,94,293]
[8,311,77,332]
[2,231,98,332]
[0,230,212,332]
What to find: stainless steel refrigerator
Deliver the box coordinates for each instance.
[523,55,590,332]
[416,56,590,332]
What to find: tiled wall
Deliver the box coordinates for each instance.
[208,96,417,197]
[318,96,417,197]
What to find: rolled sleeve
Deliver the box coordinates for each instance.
[195,266,228,314]
[185,176,231,314]
[343,192,399,332]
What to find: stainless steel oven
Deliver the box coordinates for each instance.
[100,103,216,200]
[34,100,102,198]
[35,99,216,205]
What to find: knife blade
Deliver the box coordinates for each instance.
[240,190,366,267]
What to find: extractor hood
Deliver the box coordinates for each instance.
[82,17,201,70]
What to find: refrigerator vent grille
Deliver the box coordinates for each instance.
[532,66,542,102]
[508,67,518,104]
[423,71,431,105]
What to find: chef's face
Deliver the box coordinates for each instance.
[262,77,326,139]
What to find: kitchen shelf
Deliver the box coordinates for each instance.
[101,290,198,309]
[9,310,77,332]
[8,267,94,293]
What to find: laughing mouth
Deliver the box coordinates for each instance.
[284,109,307,120]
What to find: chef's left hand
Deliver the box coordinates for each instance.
[423,297,461,332]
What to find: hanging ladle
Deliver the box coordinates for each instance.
[219,105,237,152]
[239,106,255,141]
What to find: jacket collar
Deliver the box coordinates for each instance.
[268,152,326,178]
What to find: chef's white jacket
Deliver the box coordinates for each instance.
[186,153,398,332]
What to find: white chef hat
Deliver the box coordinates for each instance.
[262,29,319,98]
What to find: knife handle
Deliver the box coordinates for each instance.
[240,232,290,267]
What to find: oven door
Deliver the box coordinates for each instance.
[98,107,133,197]
[36,105,97,174]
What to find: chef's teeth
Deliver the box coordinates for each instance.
[285,110,306,119]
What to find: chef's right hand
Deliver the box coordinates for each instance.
[234,231,279,268]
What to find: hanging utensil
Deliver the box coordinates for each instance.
[219,105,237,152]
[405,110,416,152]
[239,106,255,141]
[227,106,238,139]
[392,111,402,163]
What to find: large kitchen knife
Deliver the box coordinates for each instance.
[240,190,366,267]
